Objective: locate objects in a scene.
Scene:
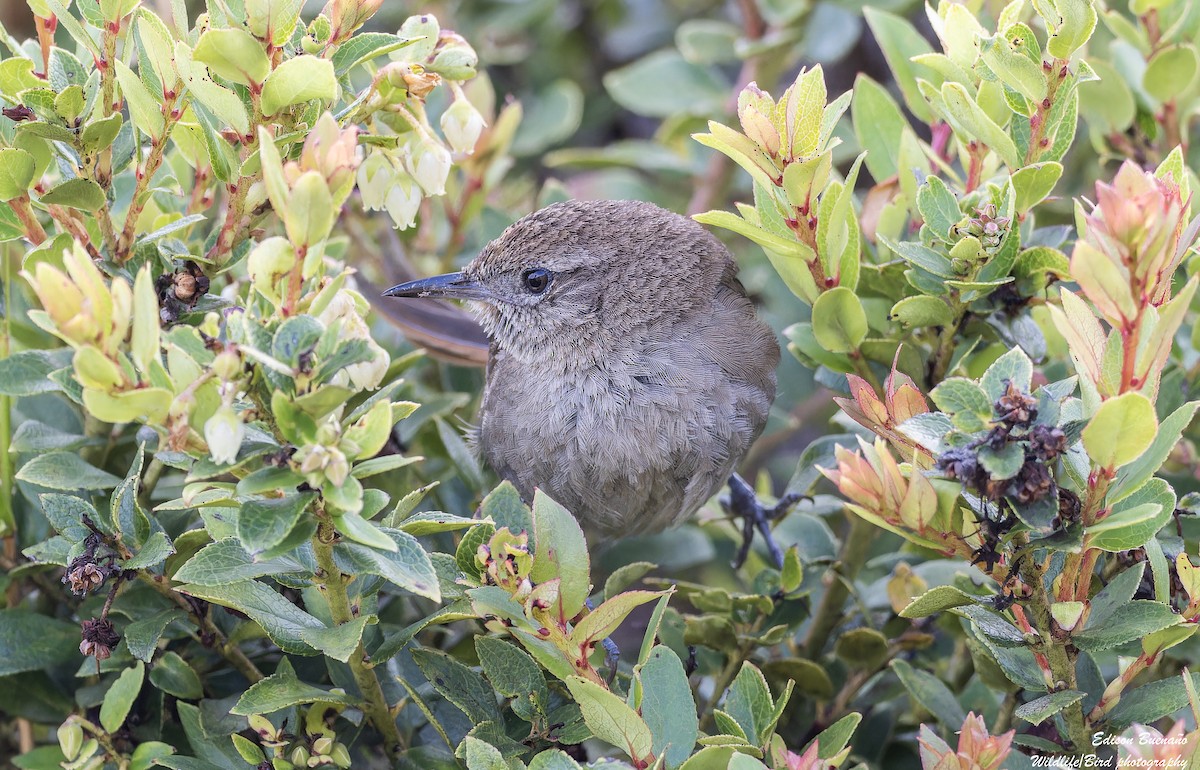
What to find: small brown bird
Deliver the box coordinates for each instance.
[385,199,797,566]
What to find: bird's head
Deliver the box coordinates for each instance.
[384,199,731,363]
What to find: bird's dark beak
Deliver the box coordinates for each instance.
[383,272,493,301]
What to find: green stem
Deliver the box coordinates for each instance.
[1019,556,1089,754]
[802,514,876,659]
[0,246,14,538]
[137,457,164,510]
[311,522,406,757]
[929,308,965,386]
[139,573,264,683]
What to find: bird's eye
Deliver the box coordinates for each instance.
[521,267,552,294]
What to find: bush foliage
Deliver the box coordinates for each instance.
[0,0,1199,769]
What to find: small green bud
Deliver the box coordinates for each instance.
[58,720,84,761]
[290,746,311,766]
[440,96,486,154]
[312,735,334,756]
[212,350,242,382]
[330,743,352,768]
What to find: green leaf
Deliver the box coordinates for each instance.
[0,148,36,200]
[978,442,1025,480]
[193,28,269,86]
[1073,601,1180,652]
[149,651,202,699]
[852,74,906,182]
[80,112,122,154]
[897,412,954,454]
[1082,392,1158,470]
[807,712,861,760]
[528,751,584,770]
[436,418,485,491]
[1015,690,1085,725]
[1011,162,1063,215]
[835,627,889,668]
[1044,0,1097,58]
[1087,563,1145,629]
[530,490,590,621]
[1111,401,1199,504]
[0,350,64,396]
[572,591,665,650]
[237,493,312,555]
[38,178,106,210]
[1087,478,1175,552]
[100,662,145,733]
[939,81,1020,168]
[231,658,354,715]
[16,452,120,490]
[636,645,698,769]
[412,647,503,724]
[122,531,175,569]
[177,581,323,655]
[175,41,249,136]
[862,8,934,122]
[394,511,478,536]
[890,296,953,328]
[297,616,370,663]
[1106,673,1200,732]
[1144,44,1199,102]
[900,585,976,618]
[979,347,1032,400]
[979,30,1047,102]
[113,59,164,138]
[565,675,654,760]
[722,663,775,747]
[931,377,993,427]
[603,50,726,118]
[125,609,186,662]
[476,636,548,718]
[260,55,336,116]
[172,539,307,586]
[811,287,867,353]
[916,176,960,242]
[891,658,966,728]
[331,32,416,76]
[0,609,81,675]
[335,528,440,601]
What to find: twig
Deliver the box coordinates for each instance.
[802,515,876,658]
[312,520,406,757]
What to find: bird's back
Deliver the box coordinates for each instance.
[478,202,778,538]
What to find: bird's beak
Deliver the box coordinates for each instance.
[383,272,493,301]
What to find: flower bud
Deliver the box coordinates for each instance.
[58,720,84,761]
[383,171,422,230]
[27,262,85,338]
[329,743,352,768]
[440,97,486,154]
[213,349,242,382]
[290,746,310,767]
[429,31,477,80]
[312,735,334,756]
[355,151,393,212]
[204,402,244,465]
[344,338,388,390]
[406,138,451,196]
[324,447,349,487]
[300,112,361,207]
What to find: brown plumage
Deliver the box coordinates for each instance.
[386,199,781,545]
